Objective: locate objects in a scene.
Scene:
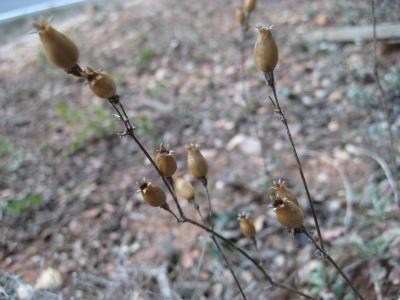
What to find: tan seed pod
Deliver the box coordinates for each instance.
[139,182,166,207]
[174,173,195,201]
[155,144,177,177]
[272,196,304,229]
[187,144,208,179]
[85,67,117,99]
[244,0,257,13]
[236,8,245,26]
[238,213,256,238]
[154,144,177,177]
[272,179,299,206]
[34,19,79,73]
[253,25,279,73]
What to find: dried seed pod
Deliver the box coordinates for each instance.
[155,144,177,177]
[34,19,79,73]
[174,173,195,201]
[272,196,304,229]
[85,67,117,99]
[139,182,166,207]
[253,25,279,73]
[236,8,245,26]
[187,144,208,180]
[244,0,257,13]
[238,213,256,238]
[272,179,299,206]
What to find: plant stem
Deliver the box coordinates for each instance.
[55,63,316,300]
[183,217,314,299]
[302,229,365,300]
[370,0,399,206]
[263,71,325,251]
[108,96,314,300]
[212,235,248,300]
[109,98,185,219]
[199,181,247,299]
[201,179,214,230]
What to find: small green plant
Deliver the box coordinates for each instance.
[1,192,43,215]
[309,264,356,300]
[146,82,166,98]
[354,235,395,259]
[134,48,156,70]
[0,139,26,173]
[0,138,13,157]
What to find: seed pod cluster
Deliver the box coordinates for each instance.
[174,173,195,201]
[187,144,208,180]
[244,0,257,13]
[34,19,79,73]
[238,212,256,238]
[155,144,177,177]
[139,181,166,207]
[272,188,304,229]
[253,25,279,73]
[85,67,117,99]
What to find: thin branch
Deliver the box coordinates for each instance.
[201,180,214,229]
[201,181,247,299]
[370,0,399,206]
[64,67,314,300]
[183,217,315,300]
[263,71,325,250]
[212,235,247,300]
[109,98,185,219]
[302,228,365,300]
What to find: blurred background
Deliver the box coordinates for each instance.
[0,0,399,299]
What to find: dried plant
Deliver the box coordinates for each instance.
[33,18,314,300]
[253,24,366,300]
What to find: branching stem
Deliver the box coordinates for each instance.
[302,229,365,300]
[263,71,325,251]
[65,66,315,300]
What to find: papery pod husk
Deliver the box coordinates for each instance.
[140,182,166,207]
[240,218,256,238]
[174,175,195,201]
[155,145,177,177]
[273,198,304,229]
[273,182,299,206]
[85,67,117,99]
[253,25,278,73]
[35,19,79,72]
[236,8,245,26]
[244,0,257,13]
[187,145,208,179]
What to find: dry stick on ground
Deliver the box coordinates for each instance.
[263,71,325,251]
[65,67,314,300]
[302,229,366,300]
[370,0,399,206]
[263,71,365,300]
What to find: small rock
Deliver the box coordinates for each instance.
[16,282,33,300]
[211,283,223,298]
[328,91,342,102]
[315,13,329,26]
[226,134,261,156]
[35,268,63,291]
